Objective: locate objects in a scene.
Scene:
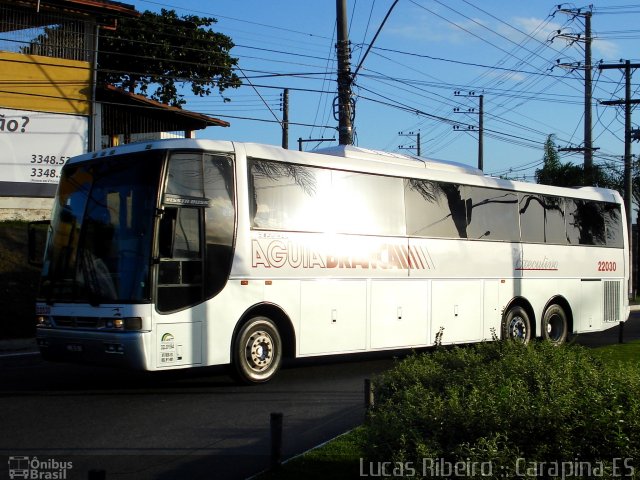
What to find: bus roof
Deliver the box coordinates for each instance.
[70,138,622,205]
[315,144,483,176]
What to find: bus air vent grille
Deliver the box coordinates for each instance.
[603,281,621,323]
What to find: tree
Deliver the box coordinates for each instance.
[98,9,241,107]
[535,134,584,187]
[535,134,616,189]
[606,158,640,227]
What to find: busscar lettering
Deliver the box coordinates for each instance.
[515,256,559,271]
[251,239,432,270]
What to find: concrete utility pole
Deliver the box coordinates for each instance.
[600,60,640,298]
[478,94,484,171]
[398,131,421,156]
[555,6,594,184]
[336,0,353,145]
[584,10,593,183]
[453,91,484,171]
[281,88,289,149]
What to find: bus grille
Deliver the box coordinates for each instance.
[603,281,621,323]
[53,316,100,328]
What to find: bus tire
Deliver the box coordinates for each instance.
[233,316,282,384]
[542,304,568,346]
[502,306,531,344]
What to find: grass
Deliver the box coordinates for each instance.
[257,340,640,479]
[256,426,366,480]
[590,339,640,366]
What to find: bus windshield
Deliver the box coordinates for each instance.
[39,152,163,304]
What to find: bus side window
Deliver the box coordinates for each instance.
[158,207,177,258]
[566,199,606,246]
[156,206,204,312]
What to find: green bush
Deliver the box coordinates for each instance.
[361,341,640,479]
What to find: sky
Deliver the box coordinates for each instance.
[128,0,640,182]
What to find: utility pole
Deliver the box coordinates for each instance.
[335,0,353,145]
[453,91,484,171]
[398,131,421,156]
[584,10,593,184]
[478,94,484,171]
[600,60,640,298]
[555,6,594,184]
[280,88,289,149]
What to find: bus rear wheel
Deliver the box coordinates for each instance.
[502,306,531,344]
[233,316,282,384]
[542,304,568,346]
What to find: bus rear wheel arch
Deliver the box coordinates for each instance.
[542,303,569,346]
[501,305,532,344]
[233,316,283,384]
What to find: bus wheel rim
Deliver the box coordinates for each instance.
[510,316,527,340]
[546,313,562,340]
[245,330,273,371]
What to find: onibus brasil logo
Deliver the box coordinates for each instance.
[8,456,73,479]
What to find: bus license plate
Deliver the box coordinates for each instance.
[66,344,83,353]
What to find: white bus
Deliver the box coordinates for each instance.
[35,139,629,383]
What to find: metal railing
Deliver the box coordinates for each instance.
[0,4,90,62]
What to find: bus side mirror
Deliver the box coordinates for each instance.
[28,220,50,267]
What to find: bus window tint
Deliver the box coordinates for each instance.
[203,154,235,246]
[465,186,519,241]
[249,159,330,232]
[566,199,606,245]
[405,179,467,238]
[519,194,566,244]
[166,154,204,197]
[169,207,201,259]
[203,154,235,298]
[603,203,624,248]
[331,171,405,236]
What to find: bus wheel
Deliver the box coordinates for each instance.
[233,316,282,384]
[542,304,568,346]
[502,306,531,344]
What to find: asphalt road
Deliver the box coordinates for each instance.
[0,351,398,480]
[1,312,638,480]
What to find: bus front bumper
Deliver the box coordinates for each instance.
[36,328,150,370]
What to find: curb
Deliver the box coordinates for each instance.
[0,337,40,366]
[0,350,41,367]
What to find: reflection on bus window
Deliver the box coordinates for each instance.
[603,203,624,248]
[465,186,519,242]
[159,152,236,311]
[40,154,160,303]
[331,171,405,236]
[405,179,467,238]
[167,154,204,197]
[519,194,566,244]
[566,199,606,245]
[249,159,329,232]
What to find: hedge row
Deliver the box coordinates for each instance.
[362,341,640,479]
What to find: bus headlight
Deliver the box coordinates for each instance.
[112,319,124,329]
[103,317,142,331]
[36,316,52,327]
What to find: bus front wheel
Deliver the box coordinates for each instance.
[502,306,531,344]
[233,316,282,384]
[542,304,568,346]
